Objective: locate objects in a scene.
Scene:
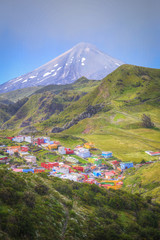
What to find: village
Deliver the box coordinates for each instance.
[0,134,159,190]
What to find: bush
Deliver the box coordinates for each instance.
[23,191,35,208]
[141,114,154,128]
[35,184,49,195]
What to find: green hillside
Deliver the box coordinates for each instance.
[41,64,160,129]
[0,168,160,240]
[34,76,101,95]
[1,65,160,163]
[0,98,28,125]
[123,162,160,203]
[1,78,101,130]
[0,86,42,102]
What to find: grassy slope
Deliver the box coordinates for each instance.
[1,65,160,163]
[41,64,160,128]
[1,78,101,130]
[0,86,42,102]
[34,76,101,94]
[40,65,160,162]
[0,167,160,240]
[123,162,160,203]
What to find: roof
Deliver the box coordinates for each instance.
[0,155,7,158]
[120,162,133,164]
[102,151,112,154]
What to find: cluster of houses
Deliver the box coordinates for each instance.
[0,134,158,190]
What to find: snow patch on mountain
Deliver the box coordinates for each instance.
[0,42,124,93]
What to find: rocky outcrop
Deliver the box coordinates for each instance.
[19,126,38,135]
[20,117,33,127]
[51,104,104,133]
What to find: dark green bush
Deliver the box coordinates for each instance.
[34,184,49,195]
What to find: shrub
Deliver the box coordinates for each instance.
[141,114,154,128]
[23,191,35,208]
[35,184,49,195]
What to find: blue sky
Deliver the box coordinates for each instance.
[0,0,160,84]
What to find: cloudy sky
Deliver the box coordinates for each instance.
[0,0,159,84]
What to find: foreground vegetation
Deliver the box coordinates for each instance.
[0,167,160,240]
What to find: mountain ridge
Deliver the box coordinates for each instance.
[0,42,124,93]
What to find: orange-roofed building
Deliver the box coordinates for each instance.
[84,142,95,150]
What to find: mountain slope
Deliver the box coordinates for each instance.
[40,64,160,130]
[123,162,160,203]
[0,168,160,240]
[0,42,124,93]
[0,98,28,125]
[0,86,42,102]
[1,78,101,129]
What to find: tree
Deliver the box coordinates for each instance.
[141,159,146,164]
[141,114,154,128]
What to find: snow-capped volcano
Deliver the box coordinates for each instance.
[0,42,124,93]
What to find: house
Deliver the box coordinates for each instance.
[34,167,45,173]
[120,162,134,170]
[84,179,96,184]
[84,142,95,150]
[47,144,58,150]
[104,171,116,179]
[44,137,50,143]
[93,171,101,177]
[24,155,36,164]
[72,166,84,172]
[7,137,14,140]
[21,146,29,152]
[145,151,160,156]
[60,174,79,181]
[7,146,21,155]
[0,155,8,163]
[33,138,44,145]
[75,148,90,158]
[24,136,32,143]
[41,162,59,169]
[65,148,74,154]
[12,136,24,143]
[22,169,34,173]
[41,143,49,148]
[13,169,23,172]
[102,151,113,158]
[53,141,60,145]
[57,167,70,174]
[0,155,8,160]
[66,156,79,163]
[19,151,29,157]
[58,147,66,154]
[38,138,44,145]
[111,160,120,169]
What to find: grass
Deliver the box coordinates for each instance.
[123,162,160,203]
[71,125,160,163]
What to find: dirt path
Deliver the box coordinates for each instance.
[61,205,69,240]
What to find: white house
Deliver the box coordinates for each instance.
[75,148,90,158]
[24,136,32,143]
[24,155,36,164]
[13,135,24,143]
[58,147,66,154]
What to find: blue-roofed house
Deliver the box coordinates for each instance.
[102,151,113,158]
[120,162,134,170]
